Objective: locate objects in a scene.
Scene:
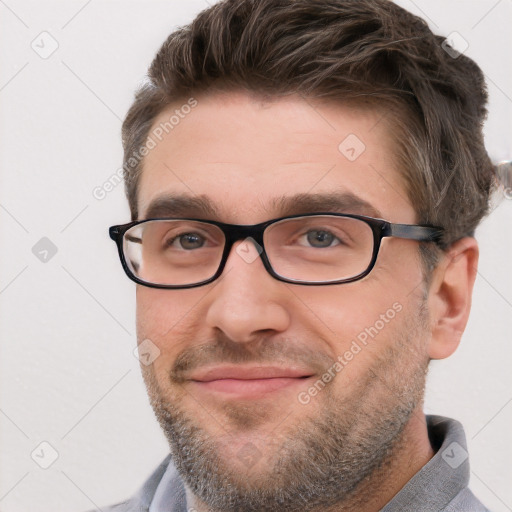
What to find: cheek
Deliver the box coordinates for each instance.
[294,286,424,398]
[290,257,421,354]
[292,282,395,329]
[136,288,189,390]
[136,287,162,341]
[135,287,199,357]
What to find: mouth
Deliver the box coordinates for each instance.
[188,365,314,398]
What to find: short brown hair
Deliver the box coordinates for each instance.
[122,0,496,275]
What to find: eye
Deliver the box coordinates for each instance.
[298,229,341,248]
[165,232,206,250]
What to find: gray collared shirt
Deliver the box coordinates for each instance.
[98,415,490,512]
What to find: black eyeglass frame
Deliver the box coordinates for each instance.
[109,212,444,289]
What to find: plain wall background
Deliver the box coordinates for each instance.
[0,1,511,511]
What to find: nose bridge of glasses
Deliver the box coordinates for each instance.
[217,223,270,274]
[223,223,266,249]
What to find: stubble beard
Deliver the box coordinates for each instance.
[141,305,430,512]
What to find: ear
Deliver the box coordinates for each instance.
[427,237,479,360]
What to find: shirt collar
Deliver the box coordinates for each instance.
[380,415,470,512]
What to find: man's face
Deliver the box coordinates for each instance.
[135,91,431,511]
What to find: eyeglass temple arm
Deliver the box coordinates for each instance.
[109,226,121,241]
[109,225,143,242]
[386,223,444,243]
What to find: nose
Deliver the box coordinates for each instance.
[205,239,291,343]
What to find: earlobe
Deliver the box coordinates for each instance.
[427,237,479,360]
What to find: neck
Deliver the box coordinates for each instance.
[186,407,434,512]
[324,407,435,512]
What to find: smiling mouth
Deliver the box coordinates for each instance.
[188,366,314,398]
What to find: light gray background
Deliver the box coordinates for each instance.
[0,1,511,511]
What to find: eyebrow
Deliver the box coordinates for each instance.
[142,191,383,221]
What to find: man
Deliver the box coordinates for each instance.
[103,0,496,510]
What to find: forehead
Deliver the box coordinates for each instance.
[137,91,415,225]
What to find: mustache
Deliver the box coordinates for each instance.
[169,334,335,383]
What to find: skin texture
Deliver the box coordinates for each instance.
[134,91,479,511]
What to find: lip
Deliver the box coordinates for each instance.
[188,365,314,398]
[191,365,313,381]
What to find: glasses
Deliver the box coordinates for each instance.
[109,213,444,289]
